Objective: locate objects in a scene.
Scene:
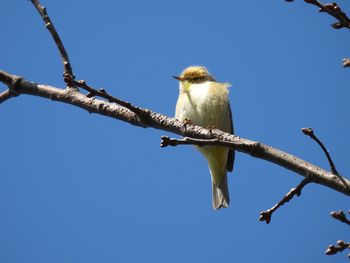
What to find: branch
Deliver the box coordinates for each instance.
[30,0,75,85]
[71,79,149,118]
[259,127,350,225]
[28,0,151,120]
[256,127,342,224]
[259,178,310,224]
[287,1,350,67]
[325,240,350,257]
[0,72,21,103]
[325,211,350,258]
[302,127,339,175]
[1,69,350,198]
[161,136,229,148]
[301,127,350,195]
[330,210,350,226]
[0,89,15,103]
[286,0,350,29]
[301,127,350,258]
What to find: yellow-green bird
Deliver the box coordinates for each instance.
[174,66,234,210]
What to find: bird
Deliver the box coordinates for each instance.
[173,66,234,210]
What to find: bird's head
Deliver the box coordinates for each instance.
[173,66,216,85]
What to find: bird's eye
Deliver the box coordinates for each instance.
[192,77,199,82]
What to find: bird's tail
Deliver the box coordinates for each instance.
[199,146,231,210]
[212,174,230,210]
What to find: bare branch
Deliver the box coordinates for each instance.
[325,211,350,258]
[286,0,350,29]
[0,89,15,103]
[1,69,349,197]
[330,210,350,226]
[158,132,350,197]
[161,136,228,148]
[30,0,75,85]
[0,71,22,103]
[325,240,350,257]
[301,127,350,196]
[72,79,149,118]
[29,0,149,119]
[302,127,339,175]
[259,178,310,224]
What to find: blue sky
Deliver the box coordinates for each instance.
[1,1,350,262]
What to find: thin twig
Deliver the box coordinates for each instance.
[325,240,350,257]
[286,0,350,29]
[30,0,75,85]
[301,127,350,194]
[330,210,350,226]
[30,0,151,119]
[259,178,310,224]
[302,128,339,175]
[326,212,350,258]
[0,89,15,103]
[0,72,22,103]
[72,80,149,119]
[160,136,227,148]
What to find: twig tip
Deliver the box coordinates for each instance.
[160,136,170,147]
[301,127,314,136]
[259,211,272,224]
[342,58,350,68]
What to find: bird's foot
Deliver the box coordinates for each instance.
[179,118,193,133]
[206,125,217,134]
[183,118,193,126]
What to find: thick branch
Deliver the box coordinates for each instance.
[1,69,349,197]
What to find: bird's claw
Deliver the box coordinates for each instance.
[183,118,193,126]
[206,125,217,134]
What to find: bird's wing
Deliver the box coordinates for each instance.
[226,102,235,172]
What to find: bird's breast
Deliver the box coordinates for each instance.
[175,82,230,130]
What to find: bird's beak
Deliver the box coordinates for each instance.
[173,75,184,81]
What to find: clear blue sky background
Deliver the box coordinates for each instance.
[1,1,349,262]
